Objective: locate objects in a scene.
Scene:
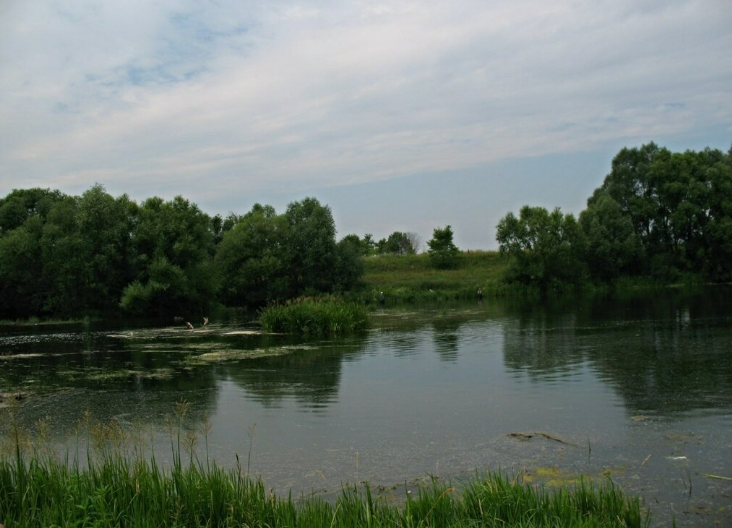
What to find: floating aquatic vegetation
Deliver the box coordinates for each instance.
[56,367,175,382]
[0,353,44,361]
[522,466,581,487]
[187,345,316,365]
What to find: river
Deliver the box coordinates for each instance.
[1,288,731,526]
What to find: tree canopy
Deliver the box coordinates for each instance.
[496,142,732,289]
[0,188,363,319]
[496,206,586,291]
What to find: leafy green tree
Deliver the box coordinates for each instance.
[589,142,732,280]
[211,212,240,246]
[579,192,641,281]
[427,225,460,269]
[215,204,290,306]
[0,188,67,317]
[339,234,367,255]
[39,195,87,315]
[0,217,44,317]
[496,207,586,290]
[76,185,137,312]
[284,197,338,296]
[704,146,732,280]
[375,231,419,255]
[362,233,376,255]
[0,188,64,234]
[333,236,365,291]
[216,200,363,306]
[121,195,216,316]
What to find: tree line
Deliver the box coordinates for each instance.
[1,142,729,318]
[0,189,363,319]
[497,142,732,291]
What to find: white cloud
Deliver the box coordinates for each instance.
[1,0,730,198]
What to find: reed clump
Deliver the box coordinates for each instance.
[0,408,649,528]
[259,297,369,336]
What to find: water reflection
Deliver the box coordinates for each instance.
[431,318,461,362]
[497,290,732,415]
[222,340,367,409]
[502,307,585,378]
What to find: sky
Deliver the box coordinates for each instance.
[1,0,730,249]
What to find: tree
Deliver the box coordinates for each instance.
[362,234,376,255]
[375,231,419,255]
[339,234,367,255]
[588,142,732,280]
[496,207,586,291]
[121,195,216,316]
[215,204,290,306]
[333,236,365,292]
[579,192,641,281]
[215,199,364,307]
[76,184,137,312]
[0,188,64,234]
[427,225,460,269]
[0,217,44,317]
[211,212,240,246]
[39,195,86,315]
[284,197,338,296]
[0,188,68,318]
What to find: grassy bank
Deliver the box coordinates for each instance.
[353,252,711,304]
[352,251,540,303]
[0,413,649,528]
[259,298,369,336]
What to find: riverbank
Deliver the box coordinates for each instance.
[0,420,649,528]
[352,251,521,303]
[352,251,713,305]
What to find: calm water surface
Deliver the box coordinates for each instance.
[1,289,731,526]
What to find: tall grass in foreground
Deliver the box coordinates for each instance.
[259,298,368,336]
[0,409,649,528]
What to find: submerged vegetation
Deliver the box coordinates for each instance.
[259,298,369,336]
[0,409,649,528]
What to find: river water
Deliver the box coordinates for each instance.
[1,289,731,526]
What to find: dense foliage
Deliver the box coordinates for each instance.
[497,143,732,291]
[496,207,586,291]
[0,189,361,319]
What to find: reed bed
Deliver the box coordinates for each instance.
[259,298,369,336]
[0,408,649,528]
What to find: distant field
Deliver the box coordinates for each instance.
[353,251,514,303]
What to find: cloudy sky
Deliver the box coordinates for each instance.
[1,0,730,248]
